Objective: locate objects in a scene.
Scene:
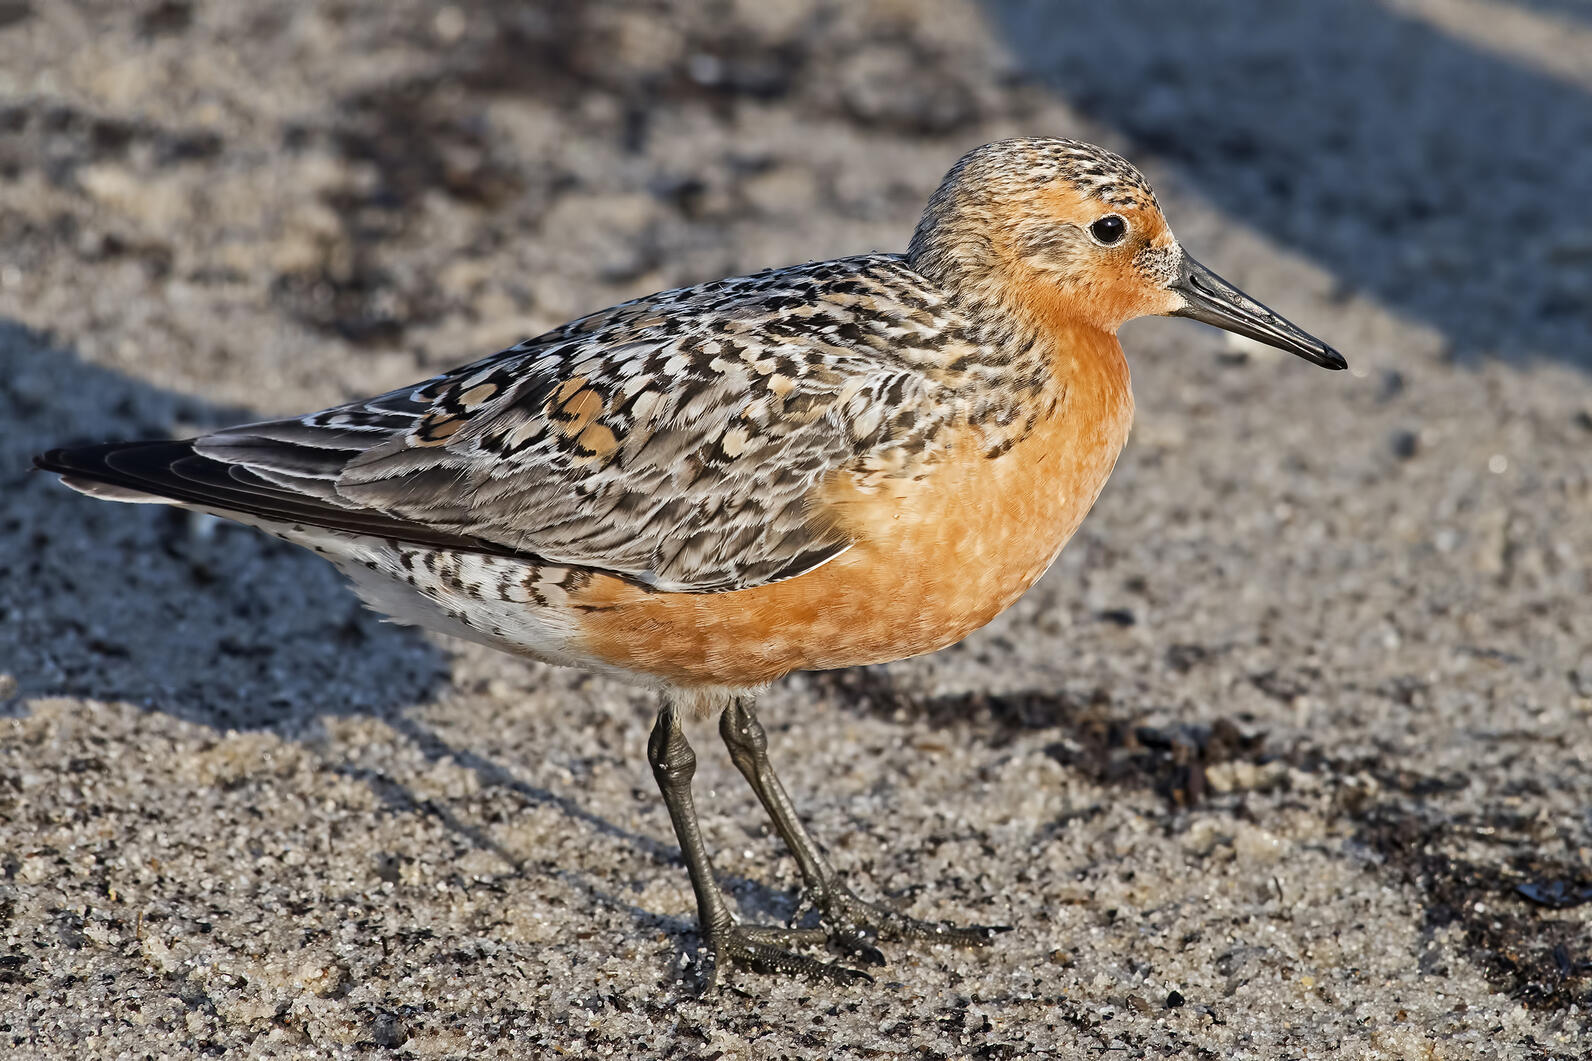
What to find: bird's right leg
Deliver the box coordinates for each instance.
[718,695,1005,966]
[647,700,869,988]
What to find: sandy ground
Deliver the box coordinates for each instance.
[3,1,1592,1057]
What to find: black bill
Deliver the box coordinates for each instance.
[1171,254,1346,370]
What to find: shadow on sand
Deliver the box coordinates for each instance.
[0,320,792,954]
[986,0,1592,370]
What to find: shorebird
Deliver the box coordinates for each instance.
[37,138,1343,986]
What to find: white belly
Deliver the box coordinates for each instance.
[242,518,645,684]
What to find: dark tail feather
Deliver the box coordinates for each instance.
[33,440,520,556]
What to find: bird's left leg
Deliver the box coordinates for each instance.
[718,694,1007,966]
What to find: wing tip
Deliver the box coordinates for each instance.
[32,448,72,475]
[34,439,198,503]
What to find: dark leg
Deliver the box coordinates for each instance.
[647,700,868,988]
[719,695,1007,965]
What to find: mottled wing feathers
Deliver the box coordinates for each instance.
[49,255,965,593]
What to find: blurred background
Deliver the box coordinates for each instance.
[2,2,1591,1057]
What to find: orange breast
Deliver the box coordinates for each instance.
[574,331,1134,687]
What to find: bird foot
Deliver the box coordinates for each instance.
[693,888,1006,989]
[697,922,872,991]
[807,882,1011,968]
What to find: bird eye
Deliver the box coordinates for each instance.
[1089,214,1128,246]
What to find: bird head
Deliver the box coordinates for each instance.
[909,138,1345,370]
